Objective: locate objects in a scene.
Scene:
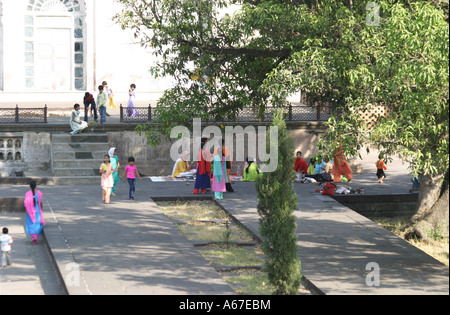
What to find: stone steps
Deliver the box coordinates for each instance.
[51,133,110,185]
[53,159,104,169]
[52,142,110,152]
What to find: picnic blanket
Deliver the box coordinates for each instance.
[150,175,243,183]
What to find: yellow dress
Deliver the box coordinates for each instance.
[171,159,187,178]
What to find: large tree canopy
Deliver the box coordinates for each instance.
[116,0,449,237]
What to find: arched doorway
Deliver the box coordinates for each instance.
[25,0,86,91]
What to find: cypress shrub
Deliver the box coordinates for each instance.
[256,109,302,295]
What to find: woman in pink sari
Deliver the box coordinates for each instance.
[24,181,45,245]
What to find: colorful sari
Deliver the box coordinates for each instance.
[212,155,228,199]
[24,190,45,242]
[193,148,211,194]
[332,149,353,182]
[109,148,120,194]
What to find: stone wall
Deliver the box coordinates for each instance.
[107,127,324,176]
[0,131,51,177]
[0,123,326,178]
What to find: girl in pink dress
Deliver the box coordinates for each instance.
[100,155,114,204]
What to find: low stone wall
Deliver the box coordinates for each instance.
[0,122,327,178]
[0,131,52,177]
[107,125,325,176]
[332,194,419,218]
[0,197,25,213]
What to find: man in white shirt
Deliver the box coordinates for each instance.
[1,227,14,268]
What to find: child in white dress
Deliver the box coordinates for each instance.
[126,84,138,117]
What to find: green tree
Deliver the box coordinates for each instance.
[115,0,449,238]
[264,1,449,239]
[256,109,301,295]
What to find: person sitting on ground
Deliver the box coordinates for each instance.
[171,151,190,178]
[242,157,260,182]
[70,104,88,136]
[308,157,316,175]
[305,156,333,183]
[315,155,327,175]
[293,151,308,182]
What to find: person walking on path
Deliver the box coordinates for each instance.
[83,92,97,122]
[126,84,138,117]
[24,181,45,245]
[123,157,142,200]
[376,154,388,183]
[70,104,88,136]
[108,147,121,196]
[1,227,14,268]
[97,85,108,124]
[100,155,114,204]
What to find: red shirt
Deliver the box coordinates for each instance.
[376,160,387,170]
[293,158,308,174]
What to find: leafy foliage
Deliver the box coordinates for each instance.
[264,1,449,177]
[116,0,449,178]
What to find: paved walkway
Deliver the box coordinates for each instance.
[0,160,448,295]
[0,214,64,295]
[0,182,234,295]
[147,166,449,295]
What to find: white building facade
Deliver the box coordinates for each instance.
[0,0,171,105]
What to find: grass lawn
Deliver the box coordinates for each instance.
[157,200,310,295]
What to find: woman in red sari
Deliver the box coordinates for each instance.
[193,138,211,194]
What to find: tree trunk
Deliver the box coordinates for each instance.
[408,174,449,241]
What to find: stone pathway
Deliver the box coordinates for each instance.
[0,214,64,295]
[0,163,448,295]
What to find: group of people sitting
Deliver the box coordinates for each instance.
[293,151,353,184]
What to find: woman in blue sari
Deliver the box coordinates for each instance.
[24,181,45,245]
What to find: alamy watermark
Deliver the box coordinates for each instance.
[366,2,381,27]
[366,262,380,287]
[170,118,279,173]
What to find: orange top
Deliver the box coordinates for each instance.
[376,160,387,170]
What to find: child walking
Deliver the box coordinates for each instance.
[123,157,142,200]
[1,227,14,268]
[376,154,388,183]
[100,155,114,204]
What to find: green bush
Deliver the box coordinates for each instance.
[256,109,302,295]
